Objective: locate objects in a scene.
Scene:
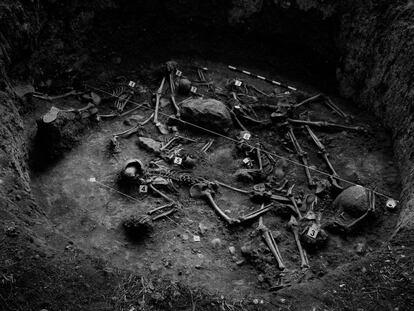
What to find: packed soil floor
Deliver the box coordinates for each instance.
[26,54,401,301]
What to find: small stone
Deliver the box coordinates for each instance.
[137,137,162,153]
[234,169,254,183]
[228,246,236,255]
[253,299,259,305]
[182,233,189,241]
[257,274,265,282]
[91,92,101,105]
[195,264,202,269]
[198,223,208,235]
[236,259,245,266]
[241,245,252,256]
[211,238,222,248]
[355,242,367,255]
[274,168,285,180]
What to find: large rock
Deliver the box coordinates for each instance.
[180,98,232,133]
[333,185,368,218]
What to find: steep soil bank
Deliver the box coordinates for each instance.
[337,0,414,230]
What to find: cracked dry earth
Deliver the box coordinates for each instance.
[29,57,401,301]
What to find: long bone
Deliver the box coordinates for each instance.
[33,90,83,101]
[305,125,343,190]
[201,139,215,153]
[190,183,239,225]
[168,72,180,116]
[229,109,249,132]
[160,134,197,151]
[149,184,175,203]
[324,96,349,119]
[112,112,154,140]
[257,217,285,270]
[238,203,274,223]
[151,208,177,221]
[294,94,349,119]
[147,202,176,215]
[303,194,318,220]
[288,216,309,269]
[214,180,291,203]
[287,127,315,187]
[288,118,365,132]
[116,92,132,112]
[286,185,302,219]
[153,77,166,124]
[294,93,323,109]
[256,143,263,171]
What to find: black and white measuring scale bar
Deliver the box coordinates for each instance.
[228,65,298,92]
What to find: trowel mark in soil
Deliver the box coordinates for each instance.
[30,59,401,298]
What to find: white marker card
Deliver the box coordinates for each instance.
[128,81,136,87]
[386,198,397,209]
[176,70,182,77]
[174,157,183,165]
[243,158,251,164]
[234,80,242,87]
[307,224,319,239]
[190,86,198,93]
[234,105,241,109]
[88,177,96,183]
[139,185,148,193]
[193,235,201,242]
[242,132,251,140]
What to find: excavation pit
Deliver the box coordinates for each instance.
[1,1,413,310]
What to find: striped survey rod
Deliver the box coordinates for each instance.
[228,65,298,92]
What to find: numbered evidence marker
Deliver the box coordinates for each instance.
[175,70,182,77]
[139,185,148,193]
[190,86,198,93]
[88,177,96,183]
[242,132,251,140]
[386,198,397,210]
[174,157,183,165]
[234,80,242,87]
[242,157,251,164]
[306,223,320,239]
[128,81,136,87]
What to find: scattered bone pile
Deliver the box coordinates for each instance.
[37,60,397,290]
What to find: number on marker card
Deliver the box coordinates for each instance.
[243,132,251,140]
[174,157,183,165]
[176,70,182,77]
[307,224,319,239]
[243,158,251,164]
[190,86,197,93]
[234,80,242,87]
[128,81,136,87]
[139,185,148,193]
